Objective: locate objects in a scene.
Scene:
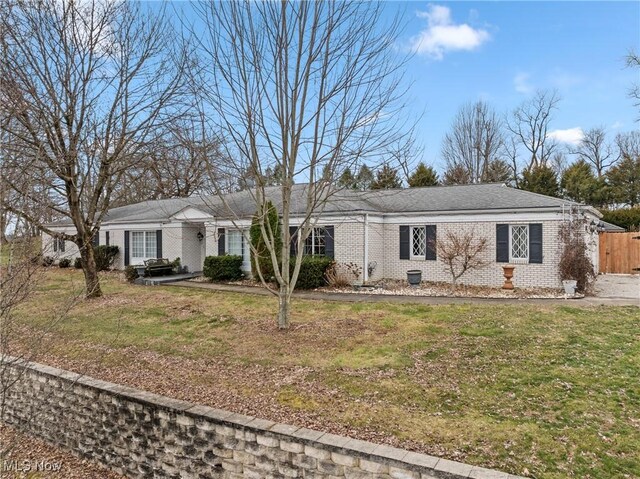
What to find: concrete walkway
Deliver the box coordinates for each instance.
[165,280,639,307]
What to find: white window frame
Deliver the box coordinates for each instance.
[411,226,426,259]
[226,229,250,271]
[131,231,157,263]
[509,224,529,263]
[303,227,326,256]
[226,230,245,257]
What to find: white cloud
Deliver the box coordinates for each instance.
[610,121,623,130]
[514,72,534,94]
[547,127,584,146]
[410,4,490,60]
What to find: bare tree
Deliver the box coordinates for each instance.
[572,127,615,177]
[507,90,560,171]
[441,101,505,183]
[435,228,488,288]
[192,1,408,328]
[113,117,228,205]
[626,49,640,120]
[0,0,189,298]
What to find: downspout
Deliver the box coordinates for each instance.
[363,213,369,283]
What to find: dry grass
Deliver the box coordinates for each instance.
[8,269,640,479]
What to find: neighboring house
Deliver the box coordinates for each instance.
[43,183,603,289]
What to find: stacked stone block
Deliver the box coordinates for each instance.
[2,359,524,479]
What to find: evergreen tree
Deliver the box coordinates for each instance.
[520,164,560,197]
[483,159,513,184]
[442,163,471,185]
[561,159,606,206]
[355,164,374,190]
[371,164,402,189]
[337,168,357,189]
[408,162,439,187]
[250,201,282,280]
[607,153,640,206]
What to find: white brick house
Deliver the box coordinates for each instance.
[43,183,604,289]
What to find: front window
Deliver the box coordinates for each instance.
[304,228,326,256]
[53,237,65,253]
[227,230,244,256]
[131,231,156,260]
[510,225,529,262]
[411,226,426,258]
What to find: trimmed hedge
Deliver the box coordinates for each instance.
[291,255,333,290]
[203,255,244,281]
[600,207,640,231]
[58,258,71,268]
[74,257,83,269]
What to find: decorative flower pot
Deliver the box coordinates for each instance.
[406,270,422,288]
[562,279,577,297]
[502,265,515,290]
[134,265,146,278]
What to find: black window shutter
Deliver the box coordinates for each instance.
[289,226,298,256]
[324,226,335,259]
[124,231,130,266]
[218,228,225,256]
[496,224,509,263]
[92,231,99,247]
[156,230,163,258]
[425,225,437,260]
[105,231,110,246]
[60,238,65,253]
[53,237,58,252]
[529,223,543,264]
[399,225,410,260]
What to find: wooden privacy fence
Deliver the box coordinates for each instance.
[599,232,640,274]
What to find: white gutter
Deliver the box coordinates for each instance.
[363,213,369,283]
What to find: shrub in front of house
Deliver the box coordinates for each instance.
[58,258,71,268]
[74,257,83,269]
[203,255,244,281]
[42,256,55,267]
[124,265,139,283]
[291,255,333,290]
[93,245,119,271]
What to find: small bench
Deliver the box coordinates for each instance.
[144,258,174,277]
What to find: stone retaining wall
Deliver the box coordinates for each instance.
[2,359,522,479]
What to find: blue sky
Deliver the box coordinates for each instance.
[394,1,640,170]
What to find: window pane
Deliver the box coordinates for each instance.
[511,225,528,260]
[314,228,325,255]
[145,232,157,258]
[412,227,426,257]
[228,231,243,256]
[132,232,144,258]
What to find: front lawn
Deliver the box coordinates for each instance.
[10,269,640,479]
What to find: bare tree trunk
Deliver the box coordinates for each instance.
[277,286,291,330]
[78,239,101,298]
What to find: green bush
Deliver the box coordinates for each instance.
[124,265,139,283]
[58,258,71,268]
[74,257,83,269]
[42,256,54,267]
[93,245,119,271]
[600,207,640,231]
[291,255,333,290]
[203,255,244,281]
[250,201,282,281]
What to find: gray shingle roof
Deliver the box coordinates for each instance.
[50,183,588,227]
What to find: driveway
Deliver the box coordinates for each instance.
[593,274,639,304]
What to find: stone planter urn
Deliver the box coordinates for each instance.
[562,279,577,297]
[134,265,146,278]
[502,265,515,290]
[406,270,422,288]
